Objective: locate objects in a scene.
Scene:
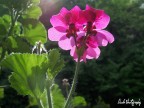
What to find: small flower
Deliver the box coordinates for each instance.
[32,41,47,54]
[79,5,110,30]
[48,6,82,50]
[79,5,114,46]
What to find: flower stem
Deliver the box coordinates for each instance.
[65,85,69,98]
[64,57,80,108]
[47,84,53,108]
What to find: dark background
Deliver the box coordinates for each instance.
[1,0,144,108]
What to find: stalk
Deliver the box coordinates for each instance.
[46,83,53,108]
[64,57,80,108]
[0,9,19,61]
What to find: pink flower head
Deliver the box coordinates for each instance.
[48,5,114,62]
[48,6,81,50]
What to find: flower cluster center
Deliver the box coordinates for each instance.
[66,23,78,38]
[83,22,97,36]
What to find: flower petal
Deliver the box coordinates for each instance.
[95,32,108,46]
[60,7,69,15]
[86,46,96,58]
[54,26,67,32]
[70,6,81,23]
[86,46,100,59]
[58,36,75,50]
[50,14,67,27]
[86,4,93,10]
[50,7,70,27]
[48,27,66,41]
[95,10,110,29]
[97,30,114,43]
[79,10,95,24]
[70,46,79,61]
[93,47,101,59]
[86,36,98,48]
[70,46,76,57]
[86,55,93,59]
[85,5,110,29]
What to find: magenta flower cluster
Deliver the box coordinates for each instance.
[48,5,114,62]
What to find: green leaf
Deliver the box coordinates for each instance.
[23,5,41,19]
[1,53,48,98]
[72,96,87,107]
[40,84,65,108]
[0,88,4,99]
[32,0,40,4]
[1,49,65,108]
[0,23,7,36]
[52,84,65,108]
[40,89,48,108]
[28,96,38,107]
[47,49,64,80]
[0,15,11,44]
[0,15,11,36]
[22,21,46,45]
[6,36,31,53]
[13,21,22,36]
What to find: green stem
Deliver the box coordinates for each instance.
[36,97,43,108]
[37,42,41,54]
[64,57,80,108]
[65,85,69,98]
[32,91,43,108]
[0,10,19,61]
[46,83,53,108]
[6,10,19,39]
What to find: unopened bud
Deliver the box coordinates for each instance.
[62,78,70,87]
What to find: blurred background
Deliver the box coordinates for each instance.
[0,0,144,108]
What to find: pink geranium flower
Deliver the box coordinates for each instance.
[48,5,114,62]
[48,6,81,50]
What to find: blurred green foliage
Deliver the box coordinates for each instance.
[0,88,4,99]
[72,96,87,108]
[0,0,144,108]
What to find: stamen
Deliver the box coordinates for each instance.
[66,23,78,38]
